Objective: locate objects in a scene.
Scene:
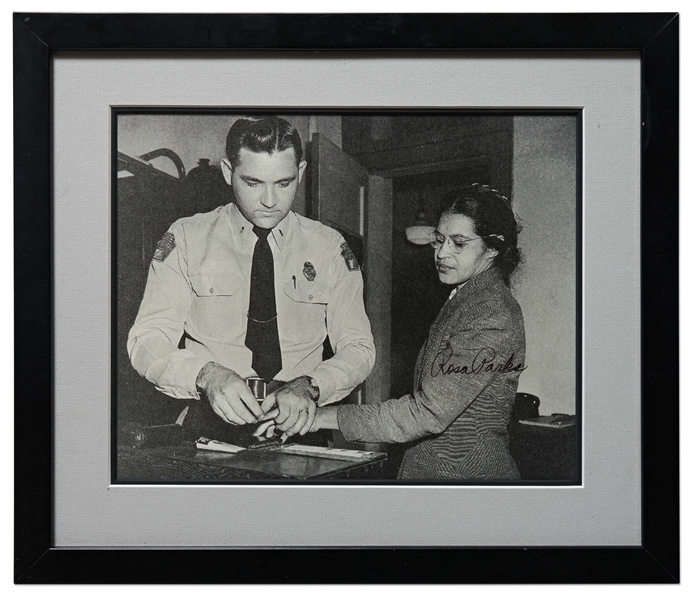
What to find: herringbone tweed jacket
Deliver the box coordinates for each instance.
[338,267,526,480]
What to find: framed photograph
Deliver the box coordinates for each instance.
[114,108,581,488]
[15,13,678,583]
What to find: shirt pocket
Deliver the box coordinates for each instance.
[188,272,245,342]
[280,279,329,346]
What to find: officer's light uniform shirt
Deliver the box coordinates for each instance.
[127,203,375,405]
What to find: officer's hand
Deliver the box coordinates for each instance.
[195,362,262,425]
[261,377,317,437]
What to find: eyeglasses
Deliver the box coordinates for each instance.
[430,232,502,254]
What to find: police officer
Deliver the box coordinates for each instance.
[127,116,375,439]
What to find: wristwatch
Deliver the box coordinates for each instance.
[305,376,320,402]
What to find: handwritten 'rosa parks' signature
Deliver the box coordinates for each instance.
[430,347,527,377]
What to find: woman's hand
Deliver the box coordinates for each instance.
[253,405,341,440]
[309,406,340,433]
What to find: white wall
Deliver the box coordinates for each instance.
[512,116,578,415]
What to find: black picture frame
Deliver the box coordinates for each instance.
[14,13,678,583]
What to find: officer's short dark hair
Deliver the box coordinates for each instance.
[225,116,304,168]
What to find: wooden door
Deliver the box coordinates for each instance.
[308,133,369,410]
[309,133,368,241]
[309,134,396,456]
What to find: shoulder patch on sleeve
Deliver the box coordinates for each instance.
[153,232,175,262]
[340,241,360,271]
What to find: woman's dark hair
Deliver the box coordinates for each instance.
[441,183,522,285]
[225,116,303,168]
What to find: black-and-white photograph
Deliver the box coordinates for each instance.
[114,112,580,484]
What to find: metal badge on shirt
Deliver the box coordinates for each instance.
[340,241,360,271]
[153,232,175,262]
[303,261,317,281]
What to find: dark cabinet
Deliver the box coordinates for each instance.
[508,422,579,482]
[116,150,231,427]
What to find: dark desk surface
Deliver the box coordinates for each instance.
[508,421,579,482]
[117,443,387,482]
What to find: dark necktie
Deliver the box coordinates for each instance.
[245,226,282,382]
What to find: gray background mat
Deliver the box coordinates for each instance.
[53,51,640,546]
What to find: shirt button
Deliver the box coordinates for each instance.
[209,288,214,294]
[308,294,313,300]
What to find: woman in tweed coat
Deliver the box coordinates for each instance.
[312,184,526,480]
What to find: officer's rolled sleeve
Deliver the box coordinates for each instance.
[127,227,206,399]
[310,235,375,405]
[129,340,208,401]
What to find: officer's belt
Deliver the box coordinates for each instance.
[246,377,285,400]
